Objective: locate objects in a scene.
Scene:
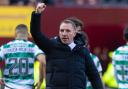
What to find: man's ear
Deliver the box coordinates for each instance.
[15,31,17,38]
[27,32,30,38]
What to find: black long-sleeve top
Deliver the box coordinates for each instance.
[30,11,104,89]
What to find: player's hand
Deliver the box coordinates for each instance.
[37,82,41,89]
[0,79,4,85]
[36,3,46,14]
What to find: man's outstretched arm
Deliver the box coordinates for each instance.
[30,3,53,53]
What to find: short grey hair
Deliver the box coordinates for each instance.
[15,24,28,33]
[60,19,77,30]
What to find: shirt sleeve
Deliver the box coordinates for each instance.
[112,51,118,81]
[94,56,102,72]
[90,53,102,73]
[33,45,44,57]
[0,46,4,61]
[30,11,54,54]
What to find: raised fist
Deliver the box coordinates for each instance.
[36,3,46,13]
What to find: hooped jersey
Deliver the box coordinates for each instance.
[0,40,44,89]
[112,45,128,89]
[86,53,102,89]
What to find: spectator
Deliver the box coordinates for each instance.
[75,0,86,6]
[9,0,30,5]
[0,0,9,5]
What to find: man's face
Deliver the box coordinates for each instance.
[59,22,76,44]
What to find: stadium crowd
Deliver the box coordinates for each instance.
[0,0,128,6]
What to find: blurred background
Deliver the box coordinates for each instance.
[0,0,128,89]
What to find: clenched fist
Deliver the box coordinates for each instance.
[36,3,46,13]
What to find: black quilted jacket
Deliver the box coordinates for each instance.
[30,11,104,89]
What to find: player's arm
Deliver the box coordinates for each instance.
[0,47,4,86]
[36,54,46,89]
[30,3,54,54]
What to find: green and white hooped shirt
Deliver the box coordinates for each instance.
[0,40,44,89]
[86,53,102,89]
[112,44,128,89]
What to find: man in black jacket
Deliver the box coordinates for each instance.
[30,3,104,89]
